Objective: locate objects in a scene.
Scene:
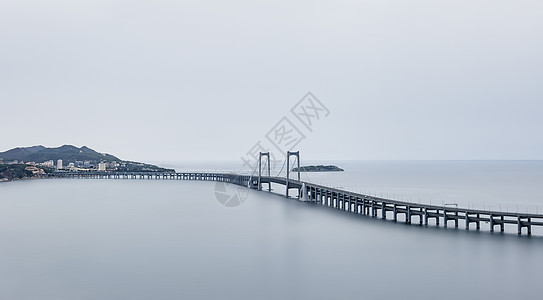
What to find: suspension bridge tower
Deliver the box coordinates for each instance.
[258,152,271,191]
[286,151,300,198]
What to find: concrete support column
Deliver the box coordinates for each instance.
[381,202,387,219]
[406,206,411,224]
[465,213,470,230]
[319,190,322,204]
[476,214,480,230]
[517,216,522,235]
[500,216,505,232]
[443,209,448,228]
[393,204,397,222]
[355,198,359,214]
[455,211,458,228]
[424,208,428,225]
[490,214,495,232]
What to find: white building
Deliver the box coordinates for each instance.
[98,162,107,171]
[43,160,54,167]
[57,159,63,170]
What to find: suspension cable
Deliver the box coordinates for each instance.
[274,156,287,178]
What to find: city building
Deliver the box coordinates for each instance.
[98,162,106,171]
[57,159,63,170]
[42,160,54,167]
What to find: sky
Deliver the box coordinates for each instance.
[1,0,542,163]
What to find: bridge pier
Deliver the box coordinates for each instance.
[424,208,428,225]
[454,211,458,228]
[490,214,495,232]
[517,216,532,235]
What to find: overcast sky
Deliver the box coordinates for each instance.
[1,0,542,163]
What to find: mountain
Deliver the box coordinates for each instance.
[0,145,119,163]
[0,145,46,161]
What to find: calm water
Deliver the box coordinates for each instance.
[0,161,542,299]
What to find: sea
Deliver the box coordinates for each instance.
[0,161,542,299]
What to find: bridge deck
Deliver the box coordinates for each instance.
[44,171,543,235]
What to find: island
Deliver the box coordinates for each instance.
[0,145,175,182]
[291,165,344,172]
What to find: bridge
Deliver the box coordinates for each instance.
[44,151,543,236]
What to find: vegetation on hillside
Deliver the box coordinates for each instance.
[291,165,344,172]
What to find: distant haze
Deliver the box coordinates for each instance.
[1,1,542,162]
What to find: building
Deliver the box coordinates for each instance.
[25,166,45,175]
[98,162,107,171]
[57,159,63,170]
[42,160,54,167]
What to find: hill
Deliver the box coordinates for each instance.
[0,145,119,163]
[0,145,174,174]
[291,165,344,172]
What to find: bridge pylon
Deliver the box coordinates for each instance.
[258,152,271,191]
[286,151,300,198]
